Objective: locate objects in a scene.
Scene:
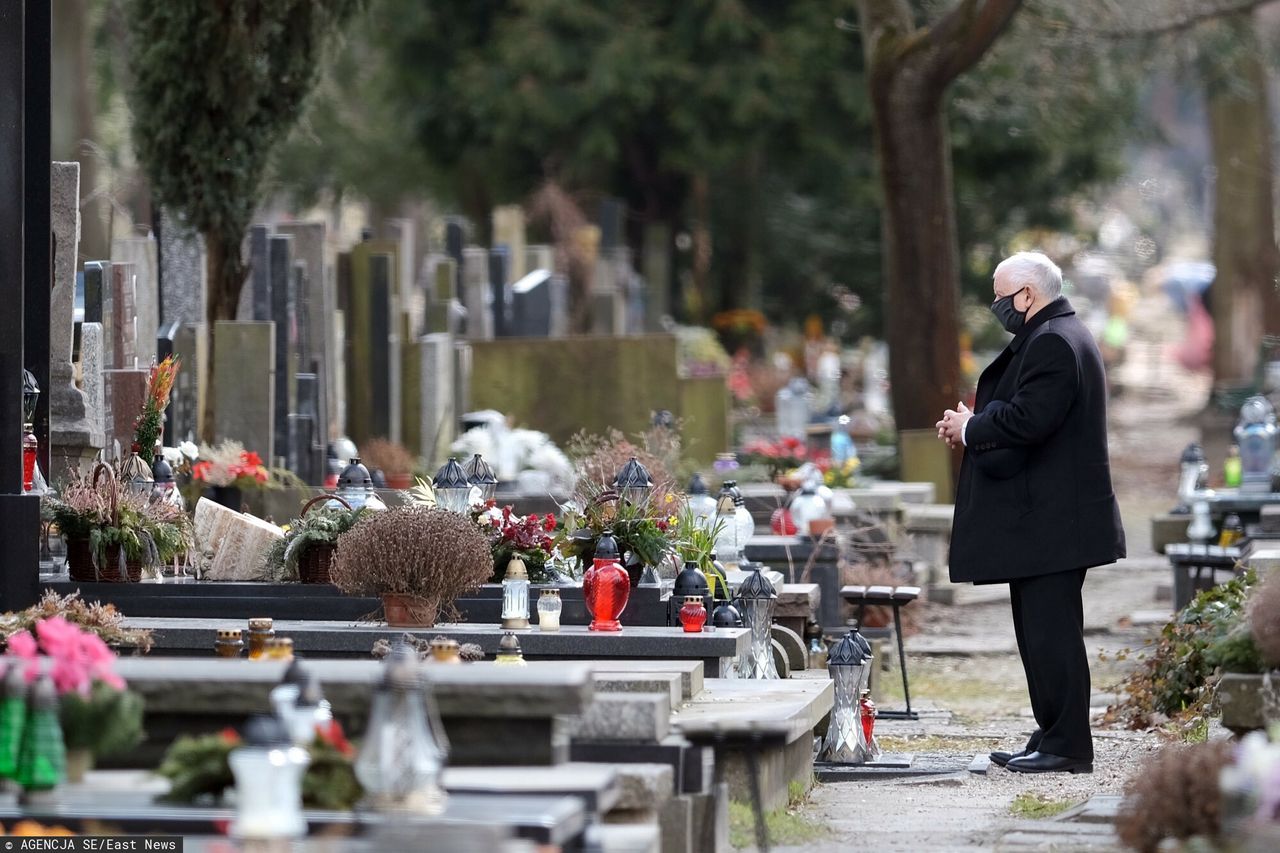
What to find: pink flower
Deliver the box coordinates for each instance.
[6,630,38,660]
[35,617,81,660]
[50,657,91,697]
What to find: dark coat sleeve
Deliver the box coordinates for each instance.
[966,402,1029,479]
[965,333,1079,450]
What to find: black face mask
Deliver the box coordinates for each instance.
[991,288,1028,333]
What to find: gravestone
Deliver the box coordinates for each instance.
[292,373,324,485]
[384,218,419,339]
[158,208,206,328]
[213,321,275,464]
[642,224,671,330]
[444,217,466,298]
[419,334,455,464]
[248,225,271,321]
[345,242,399,444]
[489,247,511,337]
[168,324,203,444]
[492,205,527,282]
[462,247,492,340]
[597,197,625,250]
[526,244,555,277]
[592,253,619,336]
[80,323,107,443]
[549,274,570,338]
[83,261,110,357]
[277,221,335,442]
[107,262,137,369]
[111,235,159,365]
[48,162,104,480]
[103,368,149,455]
[511,270,552,337]
[269,234,296,468]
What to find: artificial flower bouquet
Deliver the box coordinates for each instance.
[473,501,559,583]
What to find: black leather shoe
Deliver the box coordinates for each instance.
[989,750,1028,767]
[1005,751,1092,774]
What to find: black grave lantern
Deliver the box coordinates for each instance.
[668,561,712,627]
[22,368,39,425]
[614,457,654,506]
[463,454,498,504]
[433,457,473,513]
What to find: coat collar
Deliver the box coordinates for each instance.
[1008,296,1074,353]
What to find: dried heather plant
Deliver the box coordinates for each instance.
[330,507,493,605]
[1250,570,1280,668]
[0,590,153,652]
[1115,740,1233,853]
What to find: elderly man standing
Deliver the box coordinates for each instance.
[936,251,1125,774]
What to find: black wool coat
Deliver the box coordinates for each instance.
[949,297,1126,584]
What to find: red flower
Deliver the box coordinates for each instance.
[543,514,556,532]
[240,451,264,467]
[316,719,354,757]
[219,727,241,745]
[191,461,212,482]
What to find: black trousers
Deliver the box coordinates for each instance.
[1009,568,1092,760]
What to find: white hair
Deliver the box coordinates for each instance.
[995,251,1062,300]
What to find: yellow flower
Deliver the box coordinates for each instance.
[665,494,674,504]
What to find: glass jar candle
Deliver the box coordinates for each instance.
[266,637,294,661]
[429,638,461,664]
[215,629,245,658]
[537,589,562,632]
[247,618,274,660]
[679,596,707,633]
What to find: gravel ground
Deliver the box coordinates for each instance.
[765,291,1204,852]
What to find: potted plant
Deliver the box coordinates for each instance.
[263,496,370,584]
[44,464,166,583]
[3,616,144,782]
[556,478,678,587]
[360,439,417,490]
[329,507,493,627]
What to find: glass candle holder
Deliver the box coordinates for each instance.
[501,558,531,630]
[215,629,245,658]
[247,618,274,660]
[429,638,462,664]
[679,596,707,633]
[230,716,310,840]
[537,589,562,632]
[265,637,294,661]
[583,534,630,632]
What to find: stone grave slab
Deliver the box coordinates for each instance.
[158,207,206,328]
[102,368,148,453]
[573,692,671,742]
[203,511,283,581]
[442,764,621,817]
[586,660,705,700]
[594,672,684,707]
[212,320,274,462]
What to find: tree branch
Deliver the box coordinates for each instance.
[930,0,1025,83]
[1028,0,1279,40]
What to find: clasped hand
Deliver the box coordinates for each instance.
[936,402,972,449]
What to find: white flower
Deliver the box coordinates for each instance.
[180,440,199,460]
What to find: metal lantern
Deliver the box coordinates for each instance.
[668,561,712,627]
[21,368,39,424]
[817,630,880,764]
[501,556,531,630]
[337,458,387,511]
[494,631,527,665]
[433,457,473,513]
[1177,442,1209,508]
[687,473,717,527]
[354,644,449,814]
[229,715,310,840]
[735,564,779,679]
[463,453,498,504]
[1234,396,1278,494]
[614,457,654,506]
[713,483,740,564]
[120,446,155,497]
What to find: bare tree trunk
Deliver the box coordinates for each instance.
[856,0,1022,430]
[1205,14,1280,388]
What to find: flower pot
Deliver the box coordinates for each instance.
[66,537,94,582]
[382,594,438,628]
[386,473,413,490]
[299,542,336,585]
[808,518,835,538]
[207,486,242,511]
[64,748,93,784]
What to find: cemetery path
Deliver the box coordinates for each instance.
[771,300,1199,852]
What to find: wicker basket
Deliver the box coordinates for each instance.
[65,464,141,584]
[66,537,94,582]
[296,494,350,585]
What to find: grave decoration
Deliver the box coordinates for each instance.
[818,629,879,764]
[22,368,39,493]
[0,591,153,652]
[333,458,387,512]
[686,473,717,527]
[462,453,498,503]
[583,531,630,632]
[713,481,740,564]
[537,588,563,631]
[229,716,310,841]
[432,457,473,513]
[1235,396,1278,494]
[263,495,371,584]
[474,502,559,583]
[494,631,527,665]
[131,355,180,465]
[182,440,279,511]
[4,617,143,782]
[359,439,416,490]
[679,596,708,633]
[500,556,531,630]
[671,506,729,597]
[16,675,64,801]
[736,564,780,679]
[557,476,678,587]
[44,464,193,583]
[329,507,493,627]
[354,644,449,814]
